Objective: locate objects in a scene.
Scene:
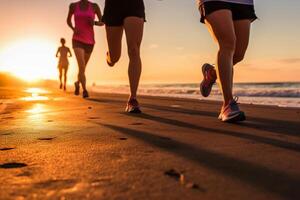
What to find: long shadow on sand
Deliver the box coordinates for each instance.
[100,123,300,200]
[140,103,299,137]
[123,113,300,153]
[88,97,299,137]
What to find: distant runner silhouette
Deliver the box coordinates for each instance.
[102,0,146,113]
[56,38,72,91]
[67,0,104,98]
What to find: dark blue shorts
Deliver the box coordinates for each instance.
[199,1,257,23]
[102,0,146,26]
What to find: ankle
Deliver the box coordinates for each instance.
[223,99,233,107]
[129,95,137,100]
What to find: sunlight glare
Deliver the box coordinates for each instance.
[26,103,48,114]
[21,87,50,101]
[0,39,57,82]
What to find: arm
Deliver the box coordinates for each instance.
[68,48,72,57]
[93,3,104,26]
[56,48,60,57]
[67,3,75,31]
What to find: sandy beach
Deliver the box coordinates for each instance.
[0,86,300,200]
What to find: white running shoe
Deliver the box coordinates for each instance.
[219,98,246,122]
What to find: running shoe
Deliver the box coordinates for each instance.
[83,90,89,98]
[219,97,246,122]
[126,98,142,113]
[74,81,80,96]
[200,63,217,97]
[106,52,114,67]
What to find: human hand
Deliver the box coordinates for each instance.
[73,27,80,35]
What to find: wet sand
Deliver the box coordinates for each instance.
[0,86,300,200]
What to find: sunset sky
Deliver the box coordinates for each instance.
[0,0,299,84]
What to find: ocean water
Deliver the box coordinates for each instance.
[91,82,300,108]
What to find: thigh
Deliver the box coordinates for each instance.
[205,10,236,47]
[106,26,123,57]
[233,20,251,56]
[124,17,144,49]
[64,67,68,74]
[84,53,92,66]
[73,48,86,66]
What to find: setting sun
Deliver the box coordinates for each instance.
[0,38,58,82]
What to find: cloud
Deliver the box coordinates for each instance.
[176,46,184,51]
[239,57,300,70]
[279,58,300,64]
[149,44,159,49]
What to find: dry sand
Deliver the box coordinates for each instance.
[0,86,300,200]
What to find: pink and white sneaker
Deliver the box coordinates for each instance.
[200,63,217,97]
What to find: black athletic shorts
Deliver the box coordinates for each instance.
[102,0,146,26]
[199,1,257,23]
[72,39,94,54]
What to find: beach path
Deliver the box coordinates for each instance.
[1,86,300,200]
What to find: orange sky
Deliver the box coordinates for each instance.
[0,0,300,84]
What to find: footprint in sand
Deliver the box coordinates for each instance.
[1,133,13,136]
[88,117,100,120]
[0,147,15,151]
[129,122,144,126]
[164,169,205,192]
[0,162,27,169]
[38,137,55,141]
[159,136,172,140]
[2,116,14,120]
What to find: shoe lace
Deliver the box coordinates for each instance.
[229,96,240,108]
[233,96,239,103]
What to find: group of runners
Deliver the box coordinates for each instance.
[55,0,257,122]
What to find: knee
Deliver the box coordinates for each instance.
[78,68,85,75]
[218,36,236,54]
[127,45,140,60]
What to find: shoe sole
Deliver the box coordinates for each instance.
[222,112,246,123]
[126,107,142,114]
[107,52,114,67]
[83,91,89,99]
[107,60,114,67]
[200,64,216,97]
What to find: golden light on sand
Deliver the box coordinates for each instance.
[21,88,50,101]
[0,39,57,82]
[26,103,48,114]
[25,88,49,95]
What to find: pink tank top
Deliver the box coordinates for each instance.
[72,1,95,45]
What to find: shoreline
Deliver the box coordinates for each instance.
[90,90,300,110]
